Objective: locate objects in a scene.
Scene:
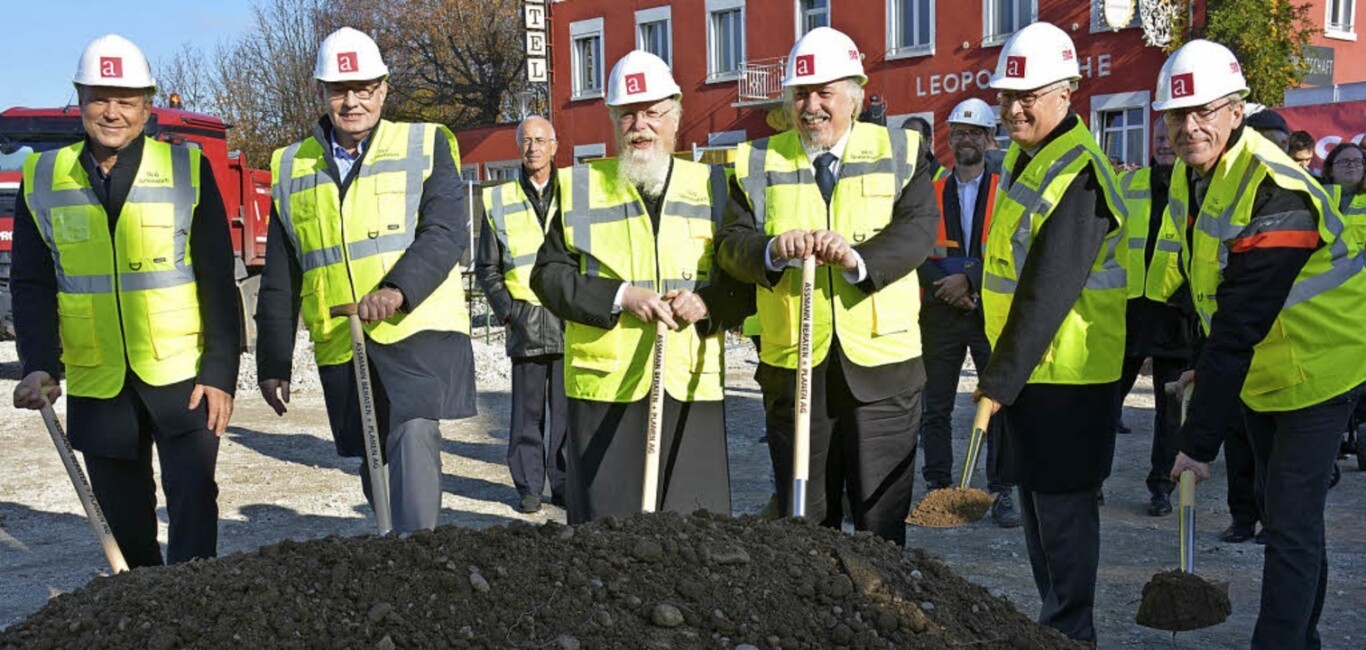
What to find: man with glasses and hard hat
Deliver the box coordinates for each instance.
[969,22,1129,642]
[475,115,568,514]
[530,51,749,524]
[10,34,240,567]
[916,97,1020,529]
[715,27,940,547]
[1156,40,1366,649]
[255,27,476,534]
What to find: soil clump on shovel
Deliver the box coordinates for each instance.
[1,512,1088,649]
[905,488,995,527]
[1136,569,1232,632]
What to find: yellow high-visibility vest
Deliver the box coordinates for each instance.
[23,138,204,398]
[1172,129,1366,411]
[482,179,553,304]
[271,119,469,366]
[982,120,1129,385]
[1120,167,1186,301]
[558,157,729,402]
[733,122,922,370]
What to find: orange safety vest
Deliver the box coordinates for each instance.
[930,171,997,260]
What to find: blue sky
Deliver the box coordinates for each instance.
[1,0,255,108]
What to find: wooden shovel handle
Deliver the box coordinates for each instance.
[330,303,359,318]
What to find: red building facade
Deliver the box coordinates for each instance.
[456,0,1365,178]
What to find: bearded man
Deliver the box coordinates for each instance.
[530,51,751,523]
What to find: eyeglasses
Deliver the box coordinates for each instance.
[521,137,555,149]
[1334,158,1364,169]
[996,84,1067,109]
[325,81,383,101]
[1162,99,1234,127]
[949,129,987,141]
[617,104,676,127]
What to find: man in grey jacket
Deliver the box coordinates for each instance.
[475,116,567,513]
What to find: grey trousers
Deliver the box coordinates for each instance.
[1019,488,1100,643]
[360,417,443,533]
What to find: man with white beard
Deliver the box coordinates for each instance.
[531,51,751,524]
[715,28,940,546]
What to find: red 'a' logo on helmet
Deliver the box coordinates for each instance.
[100,57,123,78]
[337,52,359,73]
[625,72,647,95]
[1171,72,1195,98]
[795,54,815,77]
[1230,62,1241,74]
[1005,56,1026,78]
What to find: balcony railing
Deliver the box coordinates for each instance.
[737,56,787,104]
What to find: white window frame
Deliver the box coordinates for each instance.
[1090,90,1150,167]
[886,0,936,60]
[982,0,1037,47]
[574,143,607,164]
[990,105,1011,151]
[794,0,831,38]
[1325,0,1357,41]
[706,0,747,84]
[636,6,674,66]
[485,161,523,181]
[1089,0,1141,33]
[708,130,748,146]
[460,163,480,182]
[570,18,605,100]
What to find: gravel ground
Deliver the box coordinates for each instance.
[1,339,1364,648]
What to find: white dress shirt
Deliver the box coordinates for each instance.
[955,170,984,250]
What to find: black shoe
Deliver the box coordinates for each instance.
[550,494,566,508]
[1219,523,1255,543]
[1115,419,1132,434]
[1254,528,1267,545]
[926,481,951,492]
[1148,492,1173,516]
[518,493,542,513]
[990,491,1022,528]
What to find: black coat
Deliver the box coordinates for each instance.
[474,173,564,359]
[918,168,996,312]
[11,136,241,459]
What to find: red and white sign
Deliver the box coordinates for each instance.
[795,54,815,77]
[625,72,647,95]
[1005,56,1026,78]
[100,57,123,78]
[1171,72,1195,98]
[1277,100,1366,172]
[337,51,358,73]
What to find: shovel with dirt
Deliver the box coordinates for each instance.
[1136,384,1231,632]
[906,400,996,527]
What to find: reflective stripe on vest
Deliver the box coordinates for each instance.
[930,172,996,259]
[271,120,469,367]
[1120,167,1185,301]
[557,158,727,402]
[23,138,203,398]
[735,122,922,370]
[1172,128,1366,410]
[483,180,553,304]
[982,120,1128,385]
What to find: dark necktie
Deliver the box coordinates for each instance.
[815,152,837,205]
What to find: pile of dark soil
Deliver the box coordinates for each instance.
[1,512,1086,649]
[906,488,994,528]
[1136,569,1232,632]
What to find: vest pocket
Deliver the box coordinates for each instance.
[135,209,177,265]
[53,212,92,245]
[374,174,408,234]
[688,332,722,374]
[57,293,101,367]
[300,275,331,343]
[869,281,914,336]
[568,327,620,373]
[147,303,202,361]
[1244,318,1305,396]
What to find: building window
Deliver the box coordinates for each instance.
[887,0,934,58]
[485,162,522,181]
[1091,91,1150,167]
[570,18,604,100]
[797,0,830,36]
[636,6,673,65]
[1326,0,1356,38]
[707,0,746,82]
[1090,0,1140,32]
[460,164,480,182]
[983,0,1036,45]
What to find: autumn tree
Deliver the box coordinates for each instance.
[155,44,218,114]
[1171,0,1316,106]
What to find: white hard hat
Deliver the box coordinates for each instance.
[1152,39,1249,112]
[989,22,1081,91]
[606,50,681,106]
[948,98,997,129]
[782,27,867,87]
[73,34,156,91]
[315,27,389,82]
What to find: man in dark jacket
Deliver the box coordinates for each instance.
[475,116,567,514]
[255,28,476,534]
[11,34,239,568]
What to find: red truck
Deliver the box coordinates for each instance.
[0,105,271,349]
